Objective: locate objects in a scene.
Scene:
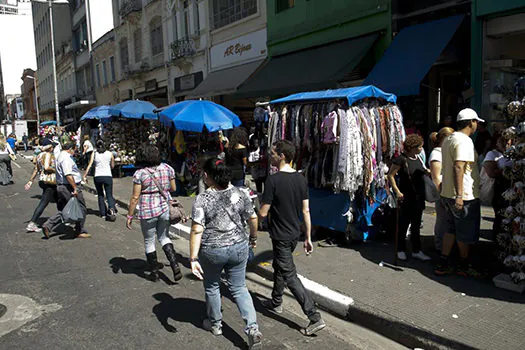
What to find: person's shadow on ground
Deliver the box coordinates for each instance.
[152,293,246,349]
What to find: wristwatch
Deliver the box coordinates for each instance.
[190,257,199,262]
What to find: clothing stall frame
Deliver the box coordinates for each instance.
[268,86,401,243]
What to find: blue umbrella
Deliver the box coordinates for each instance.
[80,105,112,121]
[159,100,242,132]
[109,100,157,120]
[40,120,57,126]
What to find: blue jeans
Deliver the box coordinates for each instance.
[140,210,171,254]
[199,241,258,334]
[94,176,115,217]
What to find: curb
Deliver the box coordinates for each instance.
[82,181,476,350]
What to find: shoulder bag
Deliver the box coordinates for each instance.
[146,169,186,224]
[39,153,56,185]
[404,155,439,203]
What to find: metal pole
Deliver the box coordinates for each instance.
[33,78,40,133]
[436,87,441,125]
[85,0,93,53]
[48,0,60,129]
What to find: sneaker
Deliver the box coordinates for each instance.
[247,327,262,349]
[412,251,431,261]
[202,319,222,336]
[304,318,326,336]
[456,265,483,278]
[397,251,407,261]
[26,222,39,232]
[434,261,454,276]
[261,299,283,314]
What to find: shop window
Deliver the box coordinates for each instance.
[102,60,108,86]
[276,0,294,13]
[96,63,101,88]
[211,0,257,30]
[120,38,129,70]
[150,17,164,56]
[133,29,142,63]
[171,12,178,41]
[481,14,525,124]
[110,56,116,82]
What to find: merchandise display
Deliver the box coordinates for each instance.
[99,119,161,165]
[497,97,525,288]
[268,86,405,235]
[268,102,405,201]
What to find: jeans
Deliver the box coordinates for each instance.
[199,241,258,334]
[398,200,424,252]
[271,239,320,322]
[94,176,115,217]
[44,184,87,234]
[31,182,57,222]
[140,210,171,254]
[434,199,447,251]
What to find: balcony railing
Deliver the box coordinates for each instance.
[119,0,142,18]
[170,39,196,60]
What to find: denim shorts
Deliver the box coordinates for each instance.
[441,197,481,244]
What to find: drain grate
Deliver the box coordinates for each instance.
[0,304,6,319]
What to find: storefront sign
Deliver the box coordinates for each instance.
[174,71,204,92]
[145,79,158,92]
[210,29,267,70]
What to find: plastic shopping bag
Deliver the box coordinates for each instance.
[62,197,86,223]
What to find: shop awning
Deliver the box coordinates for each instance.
[363,15,464,96]
[236,33,378,98]
[135,87,168,100]
[65,100,96,110]
[270,85,397,105]
[188,60,265,98]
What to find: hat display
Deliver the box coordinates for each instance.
[456,108,485,123]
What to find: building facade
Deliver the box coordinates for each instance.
[92,30,118,106]
[237,0,392,98]
[20,68,37,121]
[64,0,97,122]
[0,54,5,122]
[31,0,72,121]
[112,0,172,107]
[471,0,525,126]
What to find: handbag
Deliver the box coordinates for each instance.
[411,155,440,203]
[146,169,186,224]
[479,167,495,206]
[39,153,56,185]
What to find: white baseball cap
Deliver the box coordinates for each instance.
[457,108,485,123]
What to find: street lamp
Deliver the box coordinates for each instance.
[23,75,40,133]
[31,0,69,129]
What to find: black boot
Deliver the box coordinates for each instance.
[162,243,183,281]
[146,252,160,282]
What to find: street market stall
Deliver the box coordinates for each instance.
[268,86,404,242]
[158,100,242,195]
[79,101,166,177]
[494,97,525,293]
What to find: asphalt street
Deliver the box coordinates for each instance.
[0,156,405,350]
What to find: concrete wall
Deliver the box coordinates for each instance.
[266,0,391,57]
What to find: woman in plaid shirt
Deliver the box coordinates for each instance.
[126,145,183,283]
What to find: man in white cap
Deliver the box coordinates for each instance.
[435,108,483,277]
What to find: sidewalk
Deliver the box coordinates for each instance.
[83,173,525,350]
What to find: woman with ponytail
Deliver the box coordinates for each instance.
[189,157,262,349]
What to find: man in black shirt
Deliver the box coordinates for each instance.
[259,140,325,336]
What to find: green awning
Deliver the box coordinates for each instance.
[236,33,378,98]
